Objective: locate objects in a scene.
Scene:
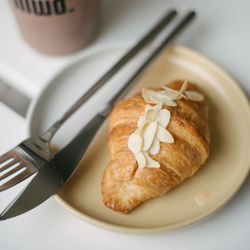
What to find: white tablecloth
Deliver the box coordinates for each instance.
[0,0,249,249]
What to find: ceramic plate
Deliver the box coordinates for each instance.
[28,45,250,233]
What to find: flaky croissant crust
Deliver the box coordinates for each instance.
[101,80,210,213]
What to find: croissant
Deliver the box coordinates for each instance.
[101,80,210,213]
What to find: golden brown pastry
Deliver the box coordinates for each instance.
[101,80,210,213]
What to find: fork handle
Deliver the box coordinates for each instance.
[38,10,177,143]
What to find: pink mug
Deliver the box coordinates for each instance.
[9,0,100,55]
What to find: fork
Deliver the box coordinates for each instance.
[0,10,177,191]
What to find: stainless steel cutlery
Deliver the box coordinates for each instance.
[0,10,196,220]
[0,10,177,192]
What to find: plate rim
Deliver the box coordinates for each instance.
[27,44,250,234]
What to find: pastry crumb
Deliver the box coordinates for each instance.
[195,190,212,206]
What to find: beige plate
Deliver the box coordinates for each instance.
[28,45,250,233]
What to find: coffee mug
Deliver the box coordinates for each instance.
[9,0,100,55]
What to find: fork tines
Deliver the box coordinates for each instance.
[0,149,36,191]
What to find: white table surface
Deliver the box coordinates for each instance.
[0,0,249,249]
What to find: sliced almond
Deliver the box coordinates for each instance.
[156,126,174,143]
[142,89,154,100]
[180,80,188,93]
[135,152,146,169]
[142,89,158,104]
[137,116,144,127]
[128,93,176,169]
[164,100,177,107]
[128,133,142,154]
[142,121,158,151]
[142,89,169,104]
[151,103,163,110]
[161,86,186,99]
[144,103,162,123]
[134,123,144,134]
[151,96,165,104]
[148,137,160,155]
[185,90,204,102]
[145,109,158,123]
[152,91,169,103]
[157,108,170,128]
[143,98,158,105]
[143,152,160,168]
[145,104,153,111]
[159,90,180,100]
[142,95,157,104]
[161,86,180,94]
[145,103,162,112]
